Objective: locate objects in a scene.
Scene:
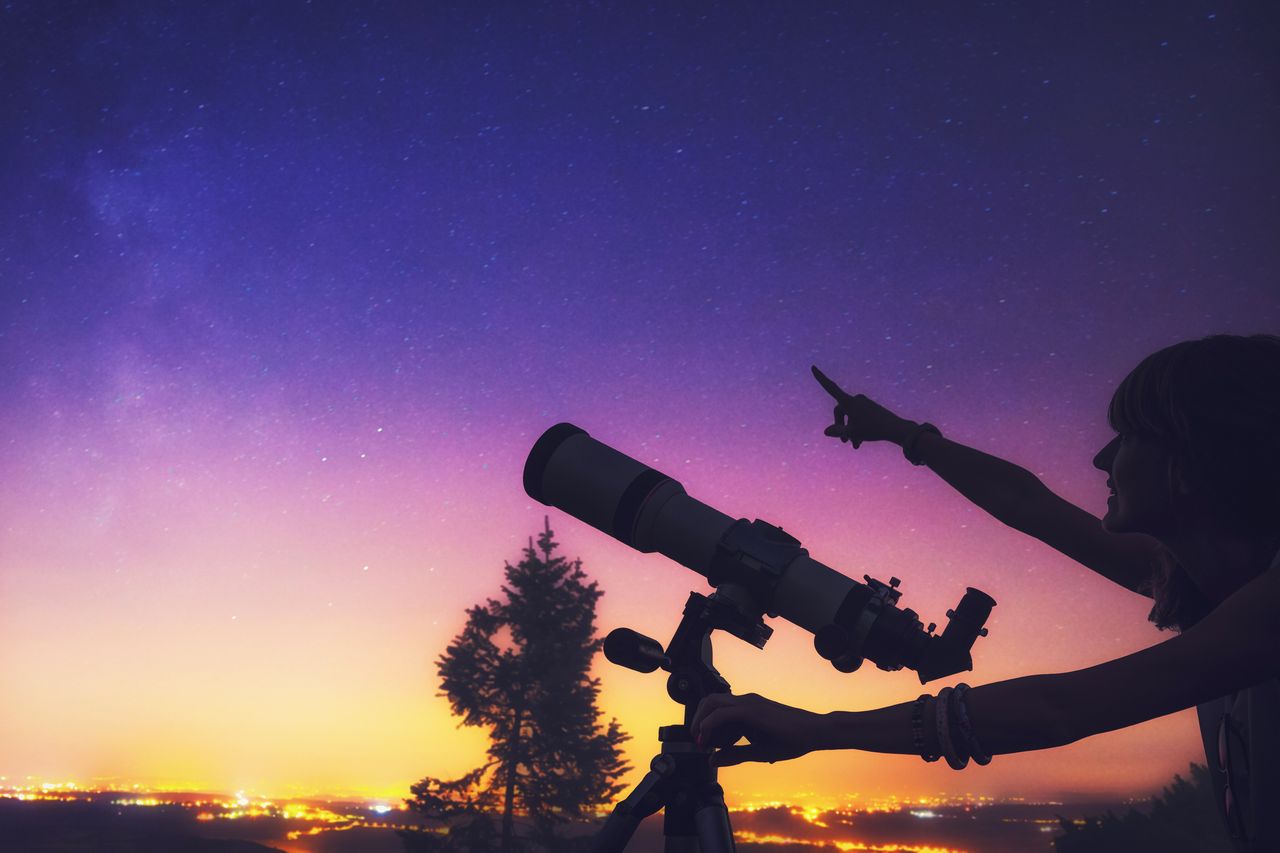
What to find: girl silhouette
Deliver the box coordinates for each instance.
[692,333,1280,851]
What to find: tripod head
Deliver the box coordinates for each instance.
[603,585,768,720]
[586,588,765,853]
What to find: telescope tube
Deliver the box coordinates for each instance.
[523,422,993,681]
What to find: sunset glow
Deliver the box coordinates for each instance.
[2,1,1277,820]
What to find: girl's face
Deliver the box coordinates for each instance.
[1092,432,1177,536]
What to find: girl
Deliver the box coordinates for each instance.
[691,334,1280,851]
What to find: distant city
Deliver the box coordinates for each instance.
[0,779,415,850]
[0,777,1151,853]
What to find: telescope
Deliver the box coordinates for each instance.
[525,422,996,852]
[524,422,994,682]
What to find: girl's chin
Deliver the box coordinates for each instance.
[1102,511,1143,536]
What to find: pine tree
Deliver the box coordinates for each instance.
[406,519,631,853]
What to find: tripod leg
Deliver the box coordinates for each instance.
[592,807,645,853]
[663,833,699,853]
[591,759,673,853]
[693,781,735,853]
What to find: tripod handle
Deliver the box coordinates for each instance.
[604,628,671,673]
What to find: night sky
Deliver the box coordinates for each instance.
[2,2,1277,805]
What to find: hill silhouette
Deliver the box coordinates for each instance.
[0,798,286,853]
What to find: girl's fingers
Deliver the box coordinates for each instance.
[812,365,847,400]
[697,707,747,747]
[691,694,734,738]
[824,424,860,447]
[710,743,774,768]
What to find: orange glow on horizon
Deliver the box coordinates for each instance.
[735,831,966,853]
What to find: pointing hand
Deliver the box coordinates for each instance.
[811,365,912,449]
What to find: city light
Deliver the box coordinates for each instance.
[734,832,963,853]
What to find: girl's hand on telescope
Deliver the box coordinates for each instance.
[691,692,827,768]
[811,365,913,448]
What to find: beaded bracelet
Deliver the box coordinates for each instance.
[935,687,969,770]
[911,694,939,762]
[950,684,992,766]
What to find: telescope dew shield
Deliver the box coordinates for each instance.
[522,423,737,575]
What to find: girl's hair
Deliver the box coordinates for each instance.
[1107,333,1280,631]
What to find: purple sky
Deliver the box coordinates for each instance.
[1,1,1277,802]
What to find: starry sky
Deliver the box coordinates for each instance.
[1,1,1278,805]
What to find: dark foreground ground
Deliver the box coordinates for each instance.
[1,795,1151,853]
[0,797,286,852]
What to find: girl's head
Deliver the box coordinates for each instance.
[1092,333,1280,628]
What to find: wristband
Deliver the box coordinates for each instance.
[902,422,941,466]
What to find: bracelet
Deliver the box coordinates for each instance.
[911,694,939,762]
[950,684,992,766]
[935,688,969,770]
[901,422,941,466]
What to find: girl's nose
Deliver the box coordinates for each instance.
[1093,436,1120,471]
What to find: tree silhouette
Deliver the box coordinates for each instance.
[400,767,498,852]
[405,519,630,853]
[1052,763,1233,852]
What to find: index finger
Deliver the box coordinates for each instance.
[811,365,849,401]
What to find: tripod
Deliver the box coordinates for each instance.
[590,586,773,853]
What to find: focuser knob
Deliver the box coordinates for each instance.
[864,574,903,606]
